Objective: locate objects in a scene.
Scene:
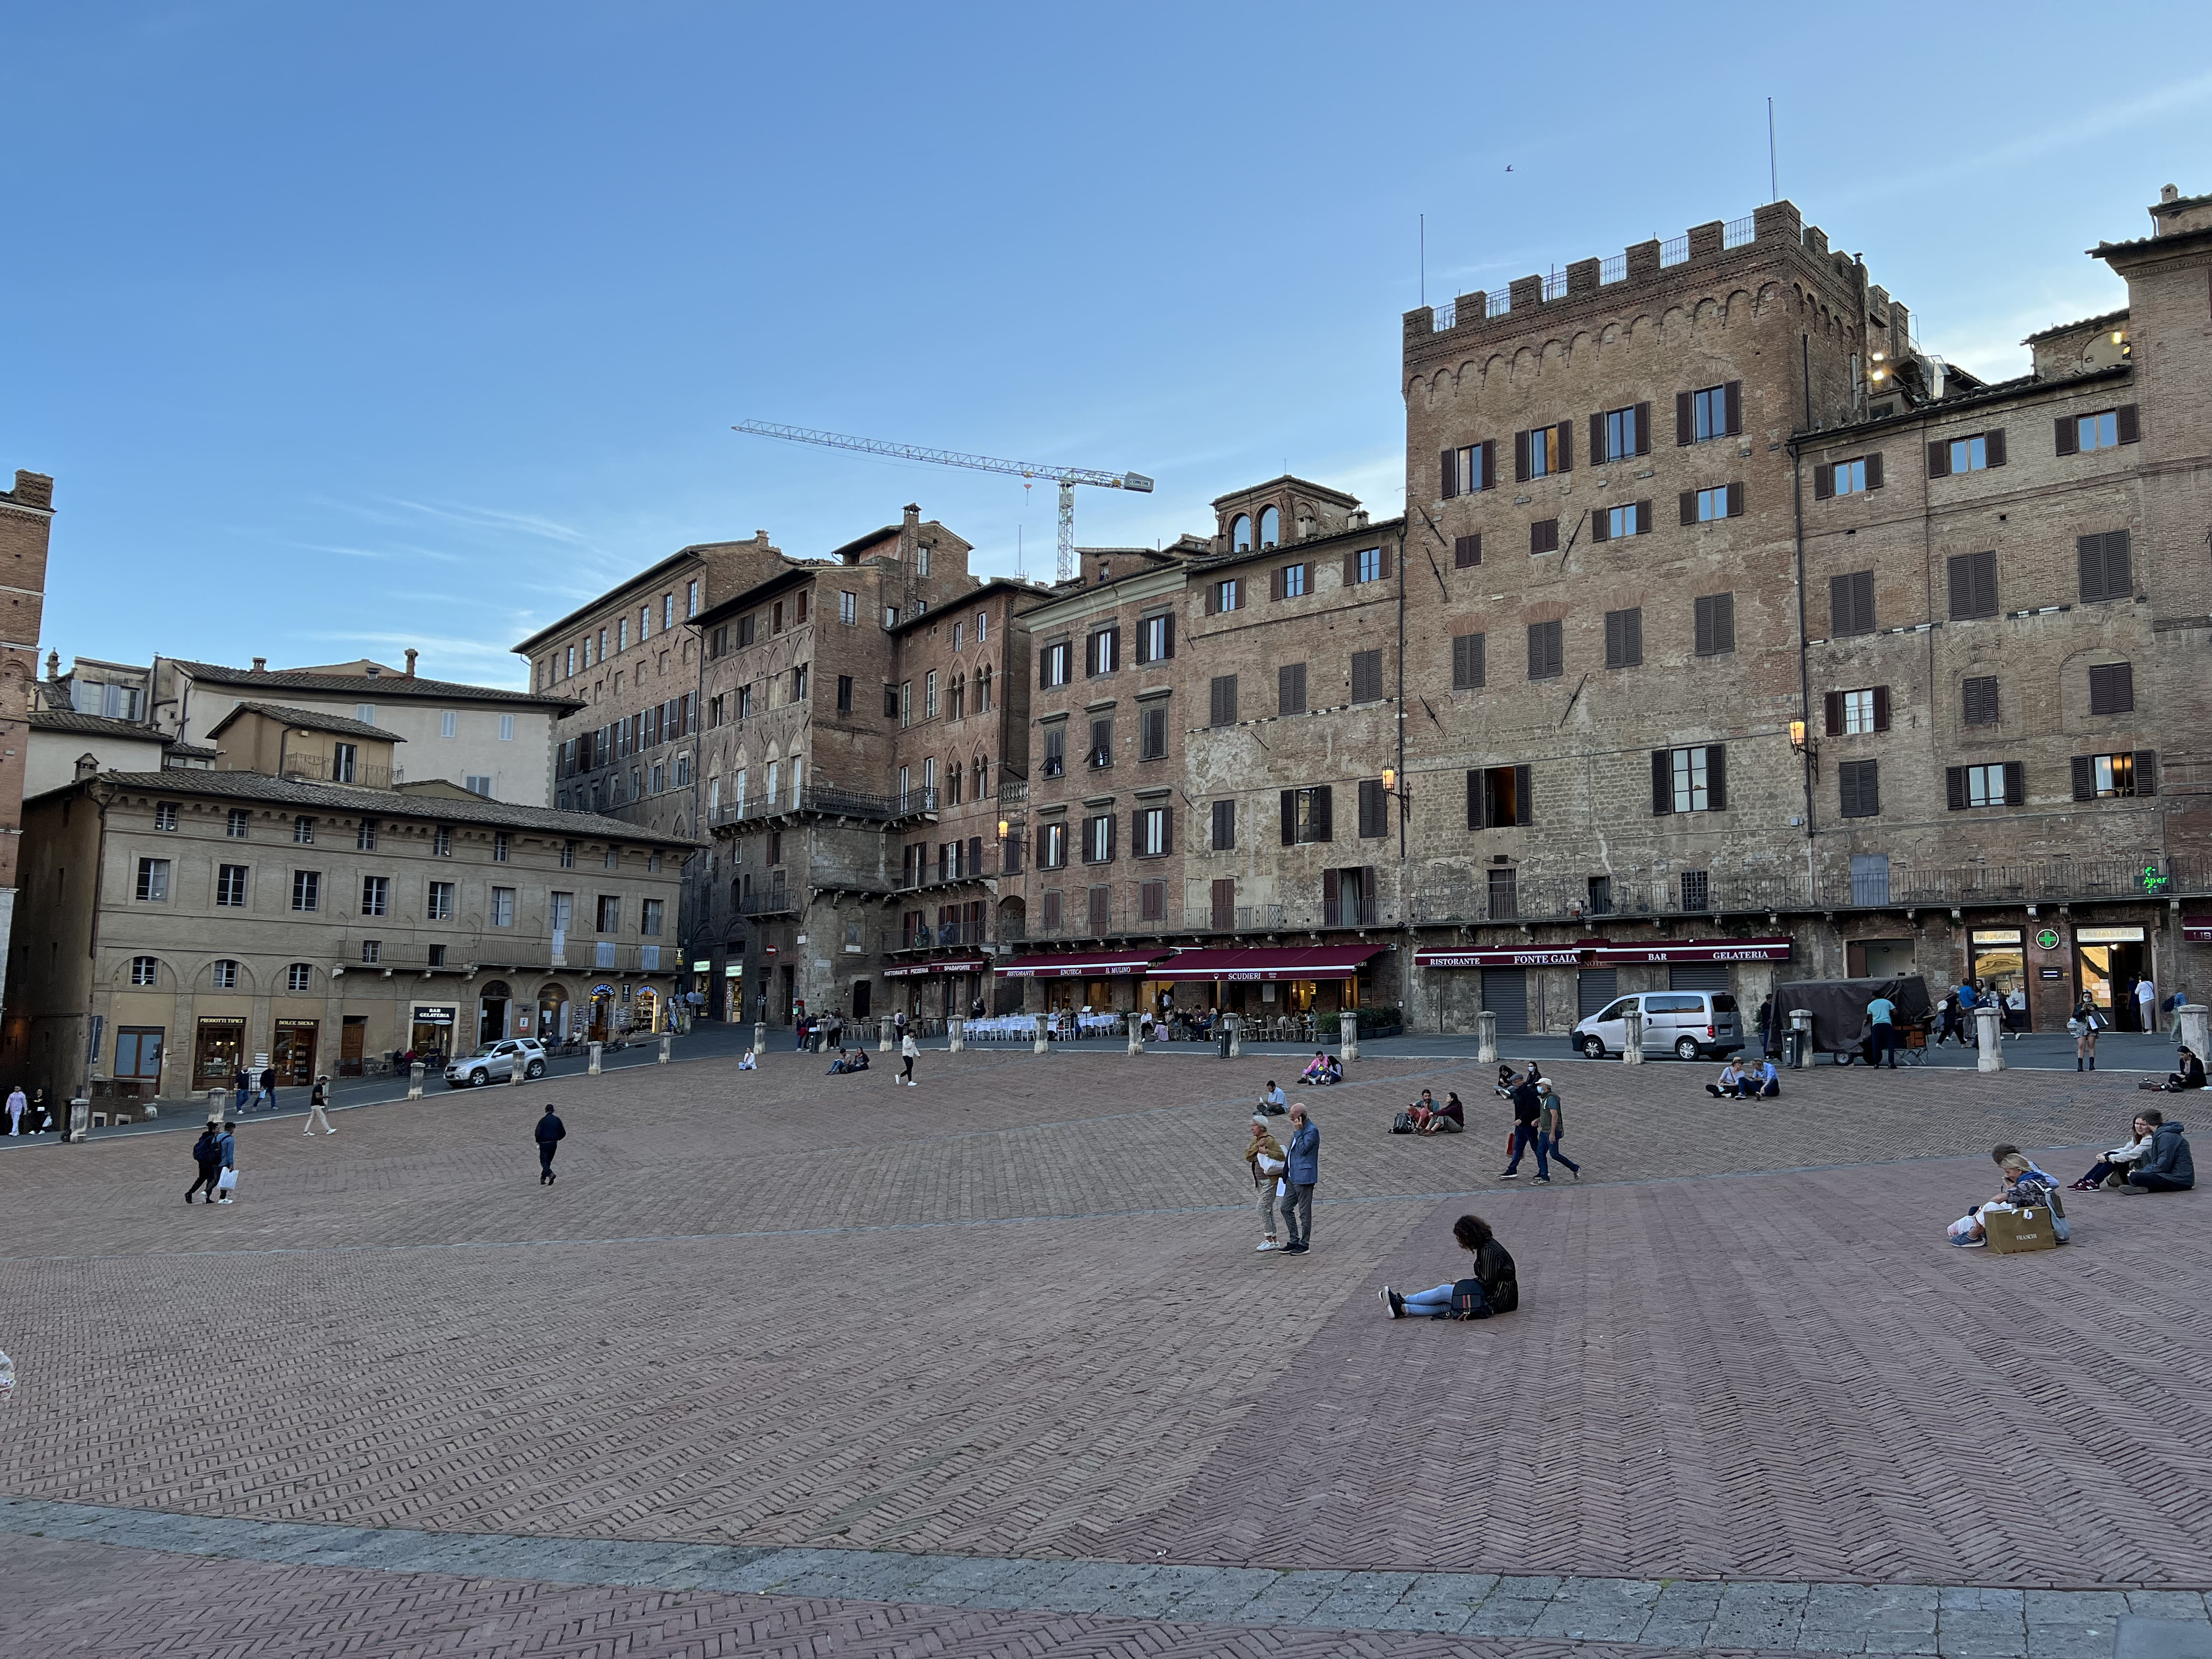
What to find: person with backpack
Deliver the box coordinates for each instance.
[1500,1074,1547,1180]
[1381,1213,1518,1319]
[1947,1147,2060,1245]
[1245,1113,1286,1251]
[1535,1079,1579,1178]
[213,1121,238,1204]
[535,1104,566,1185]
[185,1123,223,1204]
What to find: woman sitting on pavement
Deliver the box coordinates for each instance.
[1705,1058,1749,1099]
[1418,1092,1466,1135]
[1301,1050,1341,1086]
[1947,1147,2062,1246]
[1380,1214,1519,1320]
[2164,1046,2206,1093]
[2071,1112,2159,1191]
[2120,1115,2194,1194]
[827,1047,869,1074]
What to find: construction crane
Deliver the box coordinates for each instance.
[733,420,1153,585]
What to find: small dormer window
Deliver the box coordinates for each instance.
[1231,513,1253,552]
[1258,506,1280,550]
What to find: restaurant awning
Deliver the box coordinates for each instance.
[2185,917,2212,944]
[881,957,988,978]
[1414,946,1589,968]
[1149,945,1385,982]
[998,952,1165,978]
[1413,936,1794,969]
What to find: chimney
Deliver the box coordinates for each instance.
[251,657,267,674]
[4,470,54,512]
[404,648,418,677]
[44,649,59,681]
[75,754,98,781]
[364,664,380,678]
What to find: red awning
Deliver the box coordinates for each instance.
[881,957,988,978]
[1585,936,1793,964]
[998,952,1165,978]
[1149,945,1384,982]
[1415,946,1589,969]
[2187,917,2212,944]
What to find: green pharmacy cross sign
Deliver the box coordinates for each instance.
[2143,863,2171,895]
[2036,928,2061,951]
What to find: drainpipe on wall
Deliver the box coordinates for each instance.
[77,782,112,1109]
[1793,336,1817,911]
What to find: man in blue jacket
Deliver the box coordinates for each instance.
[535,1104,566,1185]
[1277,1103,1320,1254]
[2122,1117,2194,1193]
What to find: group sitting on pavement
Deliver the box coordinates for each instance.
[1301,1050,1343,1086]
[827,1047,869,1074]
[1396,1090,1465,1135]
[2119,1115,2194,1194]
[2071,1113,2161,1191]
[1380,1213,1519,1321]
[1947,1146,2064,1247]
[1705,1056,1781,1099]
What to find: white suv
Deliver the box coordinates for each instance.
[445,1039,549,1088]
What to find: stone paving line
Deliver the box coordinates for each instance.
[1,1496,2202,1656]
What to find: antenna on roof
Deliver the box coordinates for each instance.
[1767,97,1778,203]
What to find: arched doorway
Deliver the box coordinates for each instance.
[634,987,662,1033]
[478,980,512,1048]
[536,983,570,1042]
[587,984,616,1041]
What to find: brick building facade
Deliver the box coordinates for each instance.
[0,469,55,1026]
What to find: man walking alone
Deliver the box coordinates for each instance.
[535,1104,566,1185]
[301,1074,336,1136]
[1277,1103,1319,1254]
[185,1123,222,1204]
[6,1084,24,1136]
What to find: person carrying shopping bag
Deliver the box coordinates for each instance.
[1245,1114,1286,1251]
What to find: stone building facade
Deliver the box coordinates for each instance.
[0,469,55,1024]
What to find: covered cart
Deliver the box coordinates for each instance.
[1765,975,1934,1065]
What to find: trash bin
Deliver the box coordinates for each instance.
[1783,1028,1805,1068]
[1217,1027,1233,1058]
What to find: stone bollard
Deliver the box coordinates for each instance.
[587,1042,603,1076]
[948,1018,965,1053]
[67,1098,90,1142]
[1975,1004,2005,1073]
[408,1062,425,1100]
[207,1087,227,1120]
[1476,1009,1498,1065]
[510,1054,524,1085]
[880,1017,895,1053]
[658,1033,672,1065]
[143,1102,159,1119]
[1227,1014,1243,1058]
[2181,1003,2210,1061]
[1339,1010,1359,1064]
[1622,1008,1646,1064]
[1788,1009,1813,1067]
[1032,1013,1050,1054]
[752,1021,768,1058]
[1127,1018,1144,1056]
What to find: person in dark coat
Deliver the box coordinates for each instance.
[2163,1047,2206,1093]
[1380,1213,1519,1319]
[535,1104,567,1185]
[185,1124,223,1204]
[2121,1117,2194,1194]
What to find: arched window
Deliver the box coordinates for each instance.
[1258,506,1280,549]
[977,665,992,712]
[946,757,963,805]
[130,955,158,986]
[973,753,988,800]
[287,963,312,993]
[1231,513,1253,552]
[212,959,241,989]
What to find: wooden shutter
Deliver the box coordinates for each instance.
[1676,390,1694,446]
[1531,518,1559,555]
[1724,380,1743,435]
[2078,534,2106,601]
[1479,440,1495,489]
[2117,404,2140,444]
[1453,533,1481,568]
[1948,554,1974,619]
[1814,462,1833,500]
[1694,595,1714,656]
[1378,543,1394,579]
[1466,770,1482,829]
[1513,764,1533,825]
[2105,530,2132,595]
[1557,421,1573,472]
[1652,749,1673,815]
[2071,756,2093,801]
[1590,413,1608,465]
[1865,452,1884,490]
[1357,779,1380,838]
[1634,499,1651,534]
[1281,789,1299,844]
[1211,876,1234,928]
[1203,583,1219,616]
[1946,766,1968,810]
[1679,490,1697,527]
[2089,662,2133,716]
[1928,439,1951,479]
[1342,549,1358,587]
[1634,401,1651,454]
[1270,565,1286,601]
[1514,429,1531,482]
[1452,632,1485,688]
[1963,676,1999,726]
[2135,750,2158,796]
[1853,570,1875,633]
[1592,507,1611,543]
[1036,826,1050,865]
[1605,609,1625,666]
[1313,785,1333,841]
[1279,662,1305,716]
[2002,761,2024,805]
[2055,415,2078,456]
[1441,448,1458,499]
[1824,690,1844,737]
[1726,481,1744,518]
[1705,744,1726,811]
[1872,685,1891,731]
[1160,615,1173,659]
[1828,575,1851,637]
[1985,428,2007,467]
[1322,868,1341,926]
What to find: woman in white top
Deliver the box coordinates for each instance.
[2070,1112,2160,1191]
[1705,1058,1748,1099]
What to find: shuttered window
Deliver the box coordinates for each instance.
[1929,431,2005,476]
[1947,550,1998,619]
[1209,674,1239,727]
[1350,649,1384,704]
[1651,745,1727,814]
[1603,608,1643,669]
[1530,518,1560,555]
[1962,676,2000,727]
[1694,593,1735,657]
[1357,778,1387,838]
[1947,762,2022,810]
[1514,422,1571,481]
[1467,764,1533,829]
[2060,406,2137,454]
[1824,686,1890,736]
[1814,453,1884,498]
[1838,759,1880,819]
[1453,534,1481,568]
[1441,441,1493,498]
[1278,662,1307,716]
[1591,500,1651,541]
[1676,381,1741,444]
[1280,786,1333,844]
[1829,570,1877,636]
[1526,619,1563,680]
[2088,661,2135,716]
[1136,612,1174,662]
[2074,752,2157,800]
[2078,531,2133,602]
[1211,800,1236,850]
[1452,632,1486,689]
[1592,403,1651,463]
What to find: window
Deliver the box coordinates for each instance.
[1354,546,1383,584]
[226,808,249,838]
[1467,765,1531,829]
[489,831,508,864]
[2074,751,2156,800]
[1083,813,1115,863]
[1039,821,1068,868]
[1816,455,1883,498]
[976,666,992,711]
[1592,500,1651,541]
[1138,613,1173,663]
[1357,778,1387,838]
[1603,608,1643,669]
[464,775,493,798]
[1963,676,2000,727]
[426,880,454,921]
[1211,799,1235,851]
[131,955,158,986]
[332,743,359,784]
[1441,440,1494,498]
[1948,550,1998,619]
[596,894,621,932]
[1948,762,2022,809]
[1586,875,1614,916]
[1694,594,1735,657]
[1679,871,1710,912]
[1278,662,1307,716]
[355,703,375,724]
[1593,402,1651,463]
[1929,431,2005,476]
[1136,805,1171,856]
[426,826,448,857]
[1526,619,1563,680]
[1678,382,1741,444]
[687,579,700,618]
[1211,578,1241,613]
[794,664,810,702]
[1043,727,1066,777]
[1141,705,1168,759]
[1451,632,1485,689]
[1042,640,1073,687]
[1683,484,1744,524]
[440,709,457,738]
[1138,878,1167,922]
[499,714,514,742]
[1825,686,1890,735]
[1281,785,1333,843]
[1079,718,1108,769]
[1488,866,1517,919]
[361,875,389,916]
[1258,505,1280,549]
[135,858,170,901]
[293,815,314,843]
[560,839,576,869]
[216,864,248,907]
[359,939,382,966]
[2078,531,2133,602]
[664,592,675,630]
[211,960,239,990]
[2088,661,2135,716]
[916,544,931,577]
[290,869,320,912]
[1829,570,1877,637]
[1653,745,1726,814]
[154,801,178,831]
[830,672,853,717]
[1088,627,1119,676]
[1838,759,1881,818]
[1350,649,1384,704]
[483,885,513,928]
[605,843,620,869]
[1230,513,1253,552]
[1453,534,1481,569]
[641,898,664,936]
[1209,674,1239,726]
[2059,406,2138,455]
[1515,422,1570,480]
[738,614,756,648]
[641,605,653,641]
[1530,518,1559,555]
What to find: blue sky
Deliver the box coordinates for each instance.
[7,2,2210,687]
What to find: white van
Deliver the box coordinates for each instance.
[1573,992,1743,1060]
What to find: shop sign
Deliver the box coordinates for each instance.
[723,964,743,978]
[2075,926,2146,944]
[1415,949,1584,969]
[691,960,711,972]
[2185,917,2212,944]
[1970,930,2023,946]
[2035,929,2060,951]
[410,1006,456,1026]
[2038,968,2064,980]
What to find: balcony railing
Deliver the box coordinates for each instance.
[283,755,393,789]
[1185,904,1289,933]
[896,917,993,951]
[737,885,798,917]
[710,784,938,828]
[902,849,1005,890]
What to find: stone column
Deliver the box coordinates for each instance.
[206,1087,226,1120]
[1339,1010,1359,1063]
[1623,1008,1646,1065]
[752,1021,767,1057]
[1032,1013,1050,1054]
[879,1017,895,1053]
[948,1018,965,1053]
[1227,1015,1242,1058]
[510,1055,523,1086]
[658,1033,672,1065]
[2181,1003,2210,1060]
[67,1098,89,1142]
[1476,1010,1498,1065]
[587,1042,603,1076]
[1126,1018,1144,1056]
[1975,1005,2005,1073]
[408,1062,425,1099]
